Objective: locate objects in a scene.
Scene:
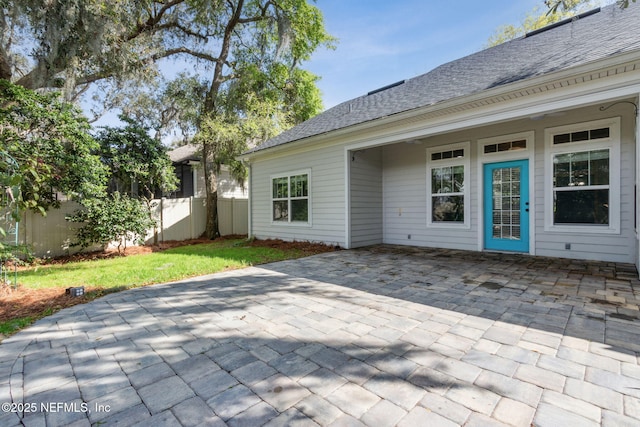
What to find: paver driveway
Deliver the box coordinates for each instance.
[1,245,640,426]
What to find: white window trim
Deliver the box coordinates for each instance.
[426,141,471,229]
[270,169,312,227]
[544,117,620,234]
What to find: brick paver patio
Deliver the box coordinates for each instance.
[1,245,639,426]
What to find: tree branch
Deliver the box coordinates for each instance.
[238,0,273,24]
[72,47,222,87]
[75,72,109,87]
[153,22,209,41]
[126,0,187,42]
[151,47,220,62]
[205,0,245,113]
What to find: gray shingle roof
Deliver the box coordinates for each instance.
[249,4,640,154]
[168,144,200,163]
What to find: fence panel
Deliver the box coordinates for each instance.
[18,197,246,258]
[218,198,248,235]
[21,202,102,258]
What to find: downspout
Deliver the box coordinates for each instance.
[247,162,253,239]
[344,148,351,249]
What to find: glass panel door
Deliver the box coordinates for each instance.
[484,160,529,252]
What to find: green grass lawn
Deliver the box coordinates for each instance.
[1,238,316,336]
[18,238,299,289]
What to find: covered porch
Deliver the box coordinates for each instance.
[346,94,640,269]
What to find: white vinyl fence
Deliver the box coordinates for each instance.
[17,197,247,258]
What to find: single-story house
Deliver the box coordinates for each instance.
[168,144,247,199]
[242,4,640,270]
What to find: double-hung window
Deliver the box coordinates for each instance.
[427,142,470,227]
[272,171,310,224]
[545,118,620,233]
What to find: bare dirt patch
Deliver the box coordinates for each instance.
[0,237,338,328]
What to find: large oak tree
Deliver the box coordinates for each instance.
[194,0,334,238]
[1,0,334,239]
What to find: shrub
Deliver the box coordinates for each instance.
[68,192,155,253]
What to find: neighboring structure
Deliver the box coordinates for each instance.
[168,144,247,199]
[242,4,640,269]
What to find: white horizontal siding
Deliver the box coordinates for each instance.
[535,242,632,262]
[218,168,247,199]
[350,147,383,247]
[382,142,478,251]
[250,145,346,246]
[188,166,246,199]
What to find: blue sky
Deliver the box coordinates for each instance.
[305,0,593,109]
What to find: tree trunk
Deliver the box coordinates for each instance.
[0,53,11,81]
[202,142,220,239]
[207,189,220,239]
[201,0,244,239]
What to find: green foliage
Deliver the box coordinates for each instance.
[205,0,334,120]
[0,79,107,215]
[67,192,156,253]
[195,93,288,189]
[95,116,178,199]
[109,74,208,143]
[0,241,29,288]
[285,68,324,124]
[0,242,30,263]
[225,62,323,128]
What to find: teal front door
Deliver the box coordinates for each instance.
[484,160,529,252]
